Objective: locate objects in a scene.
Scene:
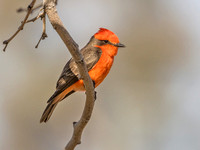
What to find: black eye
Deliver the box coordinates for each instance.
[103,40,109,43]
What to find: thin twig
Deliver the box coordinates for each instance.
[35,11,47,48]
[16,1,58,14]
[26,11,44,23]
[17,2,43,13]
[44,0,95,150]
[3,0,36,51]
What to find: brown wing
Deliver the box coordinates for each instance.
[47,46,102,103]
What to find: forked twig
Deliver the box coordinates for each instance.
[26,11,44,23]
[16,0,58,14]
[35,10,48,48]
[3,0,36,51]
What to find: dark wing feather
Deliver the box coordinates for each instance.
[47,62,79,103]
[47,46,102,103]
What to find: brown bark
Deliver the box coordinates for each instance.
[44,0,95,150]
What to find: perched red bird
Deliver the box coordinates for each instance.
[40,28,125,123]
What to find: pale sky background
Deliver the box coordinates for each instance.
[1,0,200,150]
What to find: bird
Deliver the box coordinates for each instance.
[40,28,125,123]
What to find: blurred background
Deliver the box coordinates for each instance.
[1,0,200,150]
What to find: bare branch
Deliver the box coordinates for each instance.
[3,0,36,51]
[4,0,94,149]
[44,0,95,150]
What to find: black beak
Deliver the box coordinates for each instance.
[115,42,125,47]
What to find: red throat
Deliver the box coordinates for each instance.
[96,45,118,57]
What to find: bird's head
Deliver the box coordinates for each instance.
[93,28,125,56]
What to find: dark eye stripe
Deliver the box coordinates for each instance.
[96,39,114,46]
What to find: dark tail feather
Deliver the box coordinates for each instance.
[40,101,58,123]
[40,90,75,123]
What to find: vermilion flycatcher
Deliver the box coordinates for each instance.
[40,28,125,123]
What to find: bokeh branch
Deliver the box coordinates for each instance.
[44,0,95,149]
[17,2,43,13]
